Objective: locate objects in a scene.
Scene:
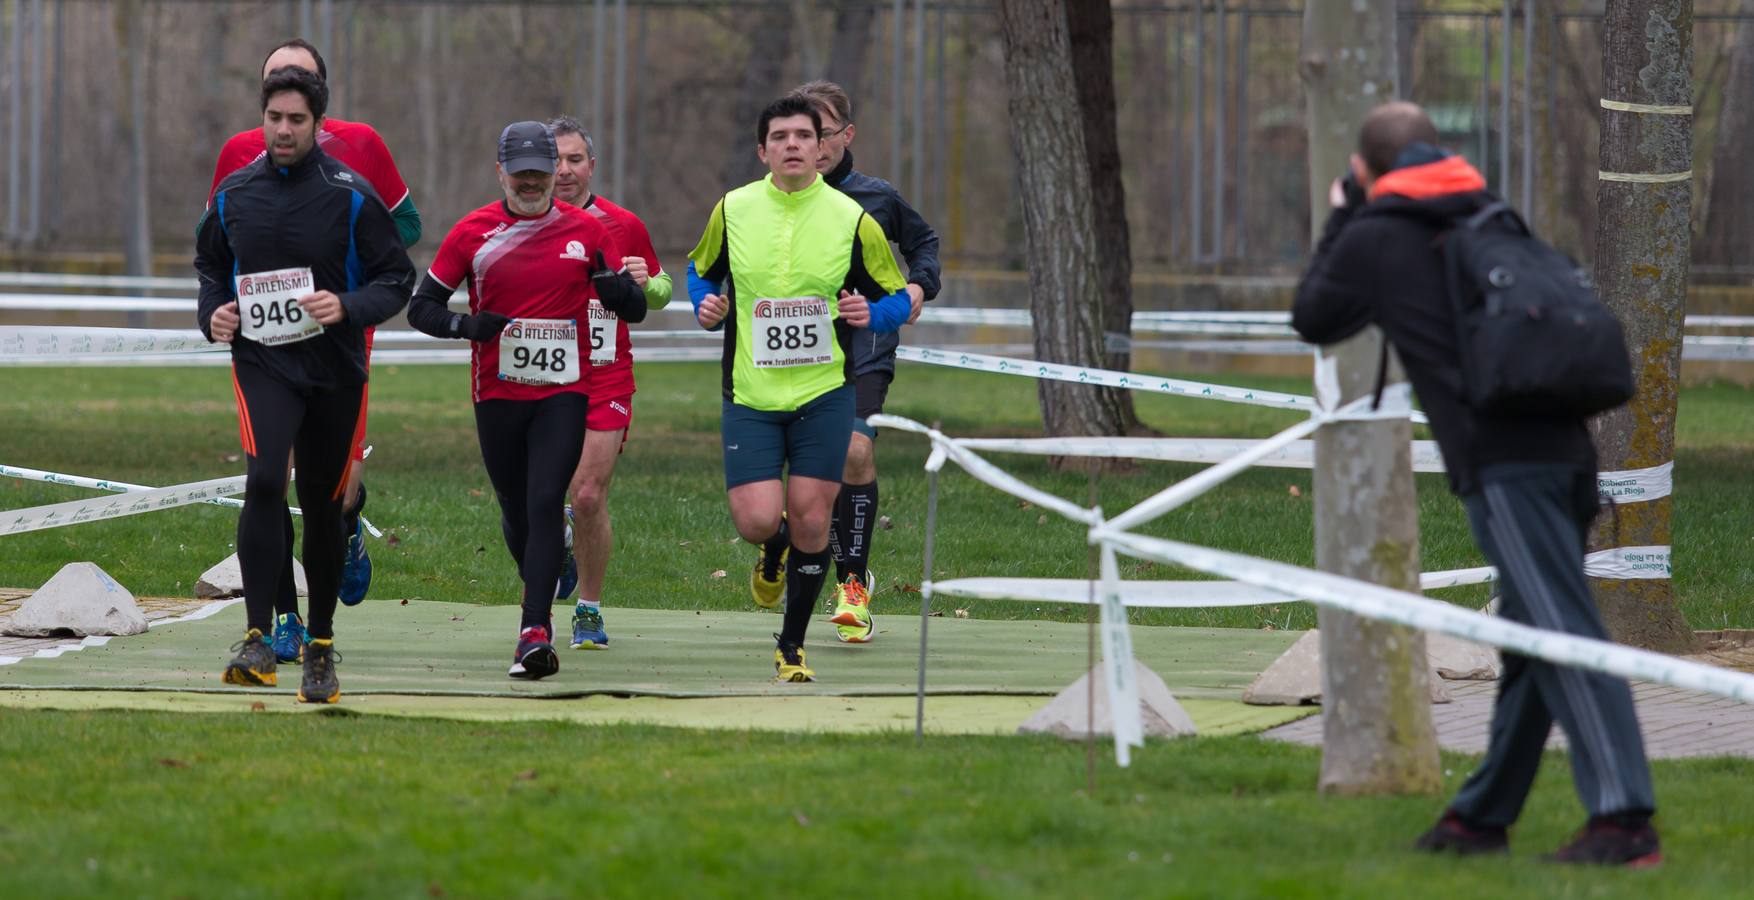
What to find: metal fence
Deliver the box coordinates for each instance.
[0,0,1749,275]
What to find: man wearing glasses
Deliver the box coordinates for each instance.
[787,80,941,645]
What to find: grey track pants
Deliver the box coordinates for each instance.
[1449,462,1656,827]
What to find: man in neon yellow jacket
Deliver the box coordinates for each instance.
[687,94,911,682]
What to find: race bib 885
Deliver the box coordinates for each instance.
[235,267,322,346]
[749,297,833,369]
[498,318,579,386]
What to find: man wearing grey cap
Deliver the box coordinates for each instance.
[405,121,645,679]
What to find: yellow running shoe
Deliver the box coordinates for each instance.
[829,576,874,644]
[751,544,787,610]
[773,634,815,682]
[222,628,278,687]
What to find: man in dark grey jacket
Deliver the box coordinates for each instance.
[1293,101,1659,867]
[792,81,942,645]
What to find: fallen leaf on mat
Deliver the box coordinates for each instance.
[1016,500,1033,509]
[468,489,484,497]
[1287,485,1303,498]
[157,758,190,768]
[794,811,811,827]
[450,616,464,621]
[898,583,920,594]
[878,515,893,530]
[516,769,538,781]
[222,453,240,463]
[710,569,727,579]
[250,701,266,712]
[954,609,970,619]
[428,883,445,898]
[679,540,692,546]
[386,533,403,547]
[400,599,409,606]
[1037,515,1048,525]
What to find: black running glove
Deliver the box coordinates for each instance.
[591,250,648,324]
[457,311,512,342]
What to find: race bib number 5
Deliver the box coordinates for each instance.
[750,297,833,369]
[499,318,579,386]
[235,267,322,346]
[587,300,617,365]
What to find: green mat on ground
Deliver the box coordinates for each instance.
[0,690,1311,737]
[0,600,1314,734]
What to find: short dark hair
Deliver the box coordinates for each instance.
[261,38,327,81]
[794,80,852,125]
[1357,101,1440,176]
[546,115,596,160]
[261,66,329,119]
[756,95,820,145]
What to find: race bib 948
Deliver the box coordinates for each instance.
[750,297,833,369]
[235,267,322,346]
[499,318,580,386]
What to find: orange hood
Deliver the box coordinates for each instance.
[1368,156,1487,201]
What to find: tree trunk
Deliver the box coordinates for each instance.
[721,7,794,190]
[115,0,151,289]
[1302,0,1441,796]
[1700,0,1754,267]
[1065,0,1146,435]
[1589,0,1697,654]
[998,0,1131,441]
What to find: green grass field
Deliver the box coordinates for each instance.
[3,712,1752,898]
[4,362,1753,897]
[4,363,1752,629]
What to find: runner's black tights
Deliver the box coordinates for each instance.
[231,362,360,640]
[474,394,589,632]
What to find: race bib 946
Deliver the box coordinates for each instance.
[499,318,579,386]
[235,267,322,346]
[749,297,833,369]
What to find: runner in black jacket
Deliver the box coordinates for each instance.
[194,66,414,703]
[1293,101,1657,867]
[791,81,942,644]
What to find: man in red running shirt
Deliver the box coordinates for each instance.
[204,39,420,662]
[545,115,672,651]
[405,121,646,679]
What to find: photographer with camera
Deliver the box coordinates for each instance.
[1293,101,1657,867]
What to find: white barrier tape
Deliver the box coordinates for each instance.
[1585,545,1671,580]
[0,463,269,515]
[0,326,222,357]
[1092,529,1754,702]
[1098,543,1144,764]
[1599,461,1673,504]
[0,293,196,312]
[1599,98,1692,115]
[950,436,1448,472]
[0,272,197,291]
[1420,566,1499,589]
[0,346,728,368]
[1599,170,1692,183]
[867,415,1101,525]
[895,345,1320,412]
[0,598,244,668]
[1,474,244,535]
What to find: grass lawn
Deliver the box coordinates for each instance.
[0,711,1750,898]
[2,363,1751,630]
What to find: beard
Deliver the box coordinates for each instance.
[502,182,553,216]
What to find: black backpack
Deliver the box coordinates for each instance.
[1436,201,1634,417]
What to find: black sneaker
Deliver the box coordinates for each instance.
[509,625,559,680]
[1548,817,1662,868]
[1412,810,1509,856]
[298,638,343,704]
[222,629,278,687]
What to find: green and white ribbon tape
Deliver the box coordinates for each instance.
[2,474,245,535]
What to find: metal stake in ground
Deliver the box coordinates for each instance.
[914,445,943,741]
[1085,467,1099,792]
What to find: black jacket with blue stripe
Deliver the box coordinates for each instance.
[195,144,414,390]
[825,151,941,377]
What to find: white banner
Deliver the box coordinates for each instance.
[1584,545,1672,580]
[1,475,245,535]
[1098,544,1144,765]
[1598,462,1673,504]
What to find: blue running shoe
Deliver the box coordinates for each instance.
[270,612,308,664]
[570,602,608,650]
[339,518,372,606]
[555,506,579,601]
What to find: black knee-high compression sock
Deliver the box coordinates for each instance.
[780,545,830,646]
[761,517,790,581]
[832,481,878,584]
[275,503,300,618]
